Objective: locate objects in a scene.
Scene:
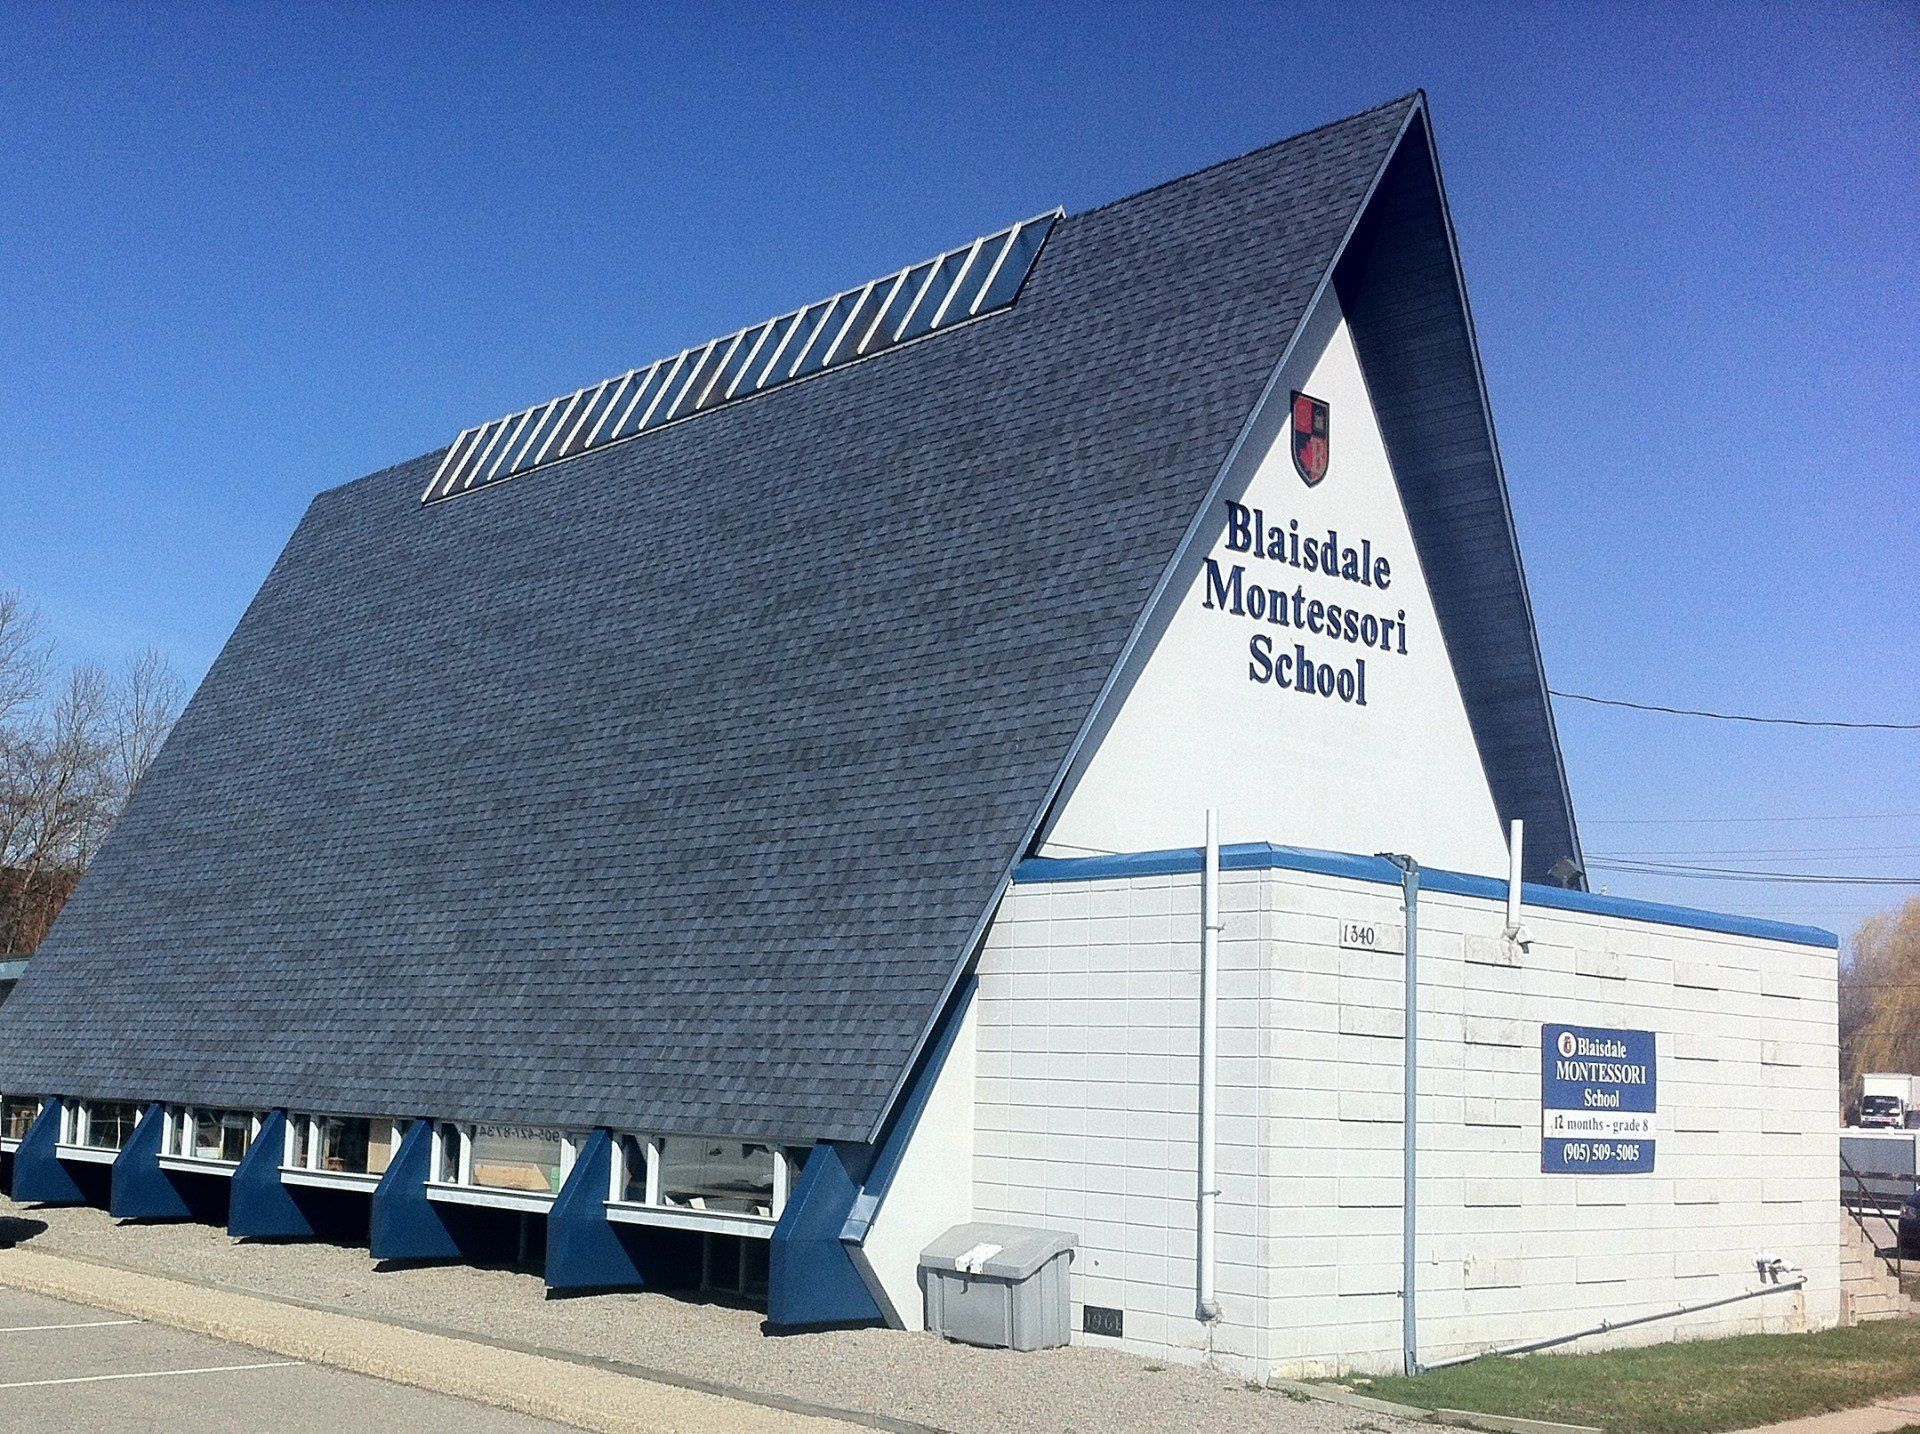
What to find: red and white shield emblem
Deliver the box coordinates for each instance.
[1291,391,1329,486]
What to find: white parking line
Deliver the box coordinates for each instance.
[0,1360,302,1390]
[0,1319,142,1333]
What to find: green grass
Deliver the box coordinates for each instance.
[1328,1320,1920,1434]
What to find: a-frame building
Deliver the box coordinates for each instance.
[0,95,1840,1375]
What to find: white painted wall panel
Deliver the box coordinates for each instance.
[973,862,1841,1379]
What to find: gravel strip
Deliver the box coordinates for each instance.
[0,1244,856,1434]
[2,1196,1414,1433]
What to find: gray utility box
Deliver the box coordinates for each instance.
[921,1222,1077,1351]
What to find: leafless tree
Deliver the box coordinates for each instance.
[0,589,48,732]
[1840,893,1920,1114]
[0,589,184,955]
[108,647,185,814]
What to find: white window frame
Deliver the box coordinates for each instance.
[424,1121,578,1213]
[0,1094,43,1153]
[155,1105,262,1176]
[603,1134,798,1239]
[55,1098,139,1163]
[278,1113,407,1192]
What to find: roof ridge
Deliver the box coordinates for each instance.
[1069,90,1424,222]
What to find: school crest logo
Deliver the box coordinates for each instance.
[1291,391,1329,487]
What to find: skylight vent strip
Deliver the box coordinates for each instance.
[823,282,888,368]
[890,258,948,344]
[559,381,622,459]
[484,410,538,483]
[497,405,544,477]
[423,209,1057,503]
[927,237,989,331]
[555,383,609,458]
[582,372,638,450]
[662,341,725,424]
[685,340,734,412]
[782,300,844,381]
[608,360,668,441]
[637,351,690,431]
[461,420,514,492]
[500,404,556,478]
[653,347,706,425]
[973,216,1052,314]
[741,312,803,394]
[532,390,588,469]
[722,321,779,401]
[896,250,968,344]
[455,422,502,493]
[428,428,481,501]
[694,331,748,412]
[789,290,859,377]
[856,269,913,356]
[445,431,488,496]
[519,395,568,471]
[964,227,1020,319]
[609,363,659,437]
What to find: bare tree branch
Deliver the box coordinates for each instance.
[0,589,49,732]
[0,615,184,956]
[110,647,185,808]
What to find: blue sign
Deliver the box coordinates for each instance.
[1541,1023,1656,1174]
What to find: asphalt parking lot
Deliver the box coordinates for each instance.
[0,1285,567,1433]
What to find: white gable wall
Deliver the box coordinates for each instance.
[1040,290,1509,876]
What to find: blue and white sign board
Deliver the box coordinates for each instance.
[1541,1023,1656,1174]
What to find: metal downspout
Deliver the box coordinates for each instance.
[1380,852,1421,1374]
[1197,809,1222,1322]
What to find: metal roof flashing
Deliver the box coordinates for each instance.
[1012,843,1839,950]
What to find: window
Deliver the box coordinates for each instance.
[660,1137,777,1217]
[1,1096,40,1142]
[283,1114,406,1179]
[435,1123,466,1184]
[611,1134,801,1222]
[469,1125,570,1194]
[422,210,1061,503]
[160,1107,259,1164]
[430,1122,577,1199]
[61,1100,139,1152]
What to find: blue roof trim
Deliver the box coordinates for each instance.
[0,960,27,982]
[1014,843,1839,950]
[840,976,977,1248]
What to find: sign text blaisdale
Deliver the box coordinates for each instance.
[1200,501,1412,707]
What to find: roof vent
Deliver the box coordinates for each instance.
[424,209,1061,504]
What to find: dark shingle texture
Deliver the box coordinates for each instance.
[1335,112,1584,881]
[0,99,1418,1141]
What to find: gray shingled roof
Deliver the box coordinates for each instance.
[0,94,1569,1143]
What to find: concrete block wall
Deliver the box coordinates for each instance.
[1261,866,1840,1374]
[973,859,1841,1378]
[973,869,1271,1368]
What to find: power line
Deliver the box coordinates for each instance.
[1583,812,1920,827]
[1586,859,1920,886]
[1550,689,1920,730]
[1593,846,1920,860]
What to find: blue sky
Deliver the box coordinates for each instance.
[3,2,1914,938]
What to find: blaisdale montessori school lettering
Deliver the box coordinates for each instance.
[1200,501,1410,705]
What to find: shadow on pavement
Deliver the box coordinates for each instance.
[0,1215,48,1248]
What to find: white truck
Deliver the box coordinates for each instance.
[1861,1073,1919,1129]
